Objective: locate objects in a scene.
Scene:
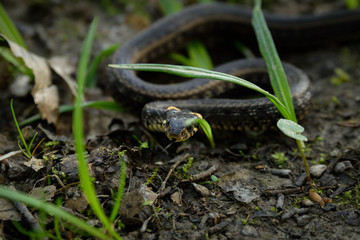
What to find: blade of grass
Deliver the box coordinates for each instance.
[170,40,213,69]
[0,46,32,75]
[86,42,121,87]
[187,40,213,69]
[109,63,291,119]
[74,18,121,240]
[251,0,312,186]
[11,99,31,158]
[19,100,125,127]
[157,0,183,15]
[0,186,109,240]
[109,150,127,222]
[251,0,296,122]
[0,3,27,49]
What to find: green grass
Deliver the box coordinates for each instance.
[72,17,122,240]
[0,4,32,77]
[10,99,38,159]
[1,18,126,239]
[19,100,125,127]
[86,42,121,87]
[157,0,214,70]
[0,3,27,49]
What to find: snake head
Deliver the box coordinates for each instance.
[163,106,203,142]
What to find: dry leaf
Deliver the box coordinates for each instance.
[33,85,59,124]
[0,198,21,221]
[48,56,77,96]
[139,184,158,202]
[171,191,182,205]
[29,185,56,201]
[0,35,59,123]
[23,156,45,172]
[192,183,210,197]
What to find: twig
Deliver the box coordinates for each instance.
[265,186,305,196]
[159,153,189,192]
[190,163,219,181]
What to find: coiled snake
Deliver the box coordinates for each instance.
[107,3,360,141]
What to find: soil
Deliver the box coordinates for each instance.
[0,1,359,240]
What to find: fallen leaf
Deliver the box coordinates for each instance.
[0,35,59,124]
[23,156,45,172]
[48,56,77,96]
[33,85,59,124]
[0,198,21,221]
[29,185,56,201]
[337,119,360,128]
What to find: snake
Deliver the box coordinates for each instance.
[107,3,360,141]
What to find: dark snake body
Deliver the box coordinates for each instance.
[107,3,360,132]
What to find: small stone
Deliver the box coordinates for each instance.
[302,199,315,207]
[323,203,338,212]
[345,210,360,226]
[309,164,327,178]
[276,193,285,209]
[334,161,353,173]
[294,172,307,186]
[241,225,258,237]
[281,208,308,220]
[296,215,314,227]
[319,173,337,187]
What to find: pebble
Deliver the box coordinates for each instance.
[281,208,308,220]
[323,203,338,212]
[240,225,259,237]
[334,161,353,173]
[294,172,307,186]
[309,164,327,177]
[296,214,314,227]
[302,199,315,207]
[266,168,292,177]
[319,173,337,187]
[276,193,285,209]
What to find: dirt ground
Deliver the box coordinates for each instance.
[0,1,359,239]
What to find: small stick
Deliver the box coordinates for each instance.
[190,163,219,181]
[265,186,305,196]
[159,153,189,192]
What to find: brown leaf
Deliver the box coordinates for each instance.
[0,198,21,221]
[337,119,360,128]
[1,35,59,124]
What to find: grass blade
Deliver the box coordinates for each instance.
[0,3,27,48]
[109,151,127,222]
[109,63,291,119]
[86,42,121,87]
[10,99,30,157]
[0,186,109,240]
[74,18,121,240]
[19,100,125,127]
[157,0,183,15]
[251,0,296,121]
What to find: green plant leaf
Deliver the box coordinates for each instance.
[0,186,109,239]
[109,63,290,119]
[0,3,27,48]
[73,18,122,240]
[196,118,215,149]
[86,43,121,87]
[19,100,125,127]
[277,119,307,141]
[157,0,183,15]
[252,0,296,122]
